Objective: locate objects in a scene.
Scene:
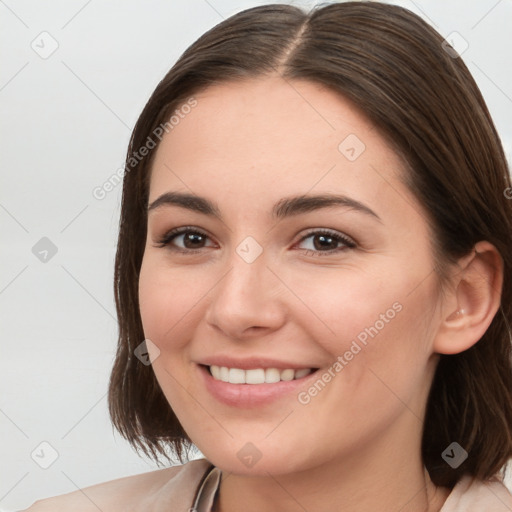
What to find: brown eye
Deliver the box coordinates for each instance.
[296,229,356,256]
[155,227,214,252]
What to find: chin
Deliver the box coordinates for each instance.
[197,439,312,477]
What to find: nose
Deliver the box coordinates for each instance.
[204,248,287,340]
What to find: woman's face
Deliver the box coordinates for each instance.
[138,76,446,476]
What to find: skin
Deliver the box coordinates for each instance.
[138,75,503,512]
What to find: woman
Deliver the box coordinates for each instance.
[24,2,512,511]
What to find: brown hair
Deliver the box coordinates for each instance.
[108,1,512,488]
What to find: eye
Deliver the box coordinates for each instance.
[154,226,356,256]
[154,226,214,253]
[294,229,356,257]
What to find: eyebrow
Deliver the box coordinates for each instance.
[147,191,382,223]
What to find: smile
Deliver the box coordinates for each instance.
[209,365,314,384]
[198,363,321,407]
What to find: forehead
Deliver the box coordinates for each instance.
[148,76,418,223]
[155,75,377,165]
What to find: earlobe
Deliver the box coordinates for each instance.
[433,240,504,355]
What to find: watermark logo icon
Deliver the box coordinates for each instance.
[134,339,161,365]
[31,32,59,59]
[236,236,263,264]
[237,442,262,468]
[338,134,366,161]
[32,237,58,263]
[441,32,469,58]
[442,441,468,468]
[31,441,59,469]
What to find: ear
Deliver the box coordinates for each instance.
[433,240,504,355]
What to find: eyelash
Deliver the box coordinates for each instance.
[154,226,356,257]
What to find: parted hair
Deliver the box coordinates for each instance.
[108,1,512,488]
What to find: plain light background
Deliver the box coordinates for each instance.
[1,0,511,510]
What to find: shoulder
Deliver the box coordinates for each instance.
[20,458,213,512]
[442,474,512,511]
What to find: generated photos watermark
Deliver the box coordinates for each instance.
[297,301,403,405]
[92,96,198,200]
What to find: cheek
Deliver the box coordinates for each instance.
[138,257,190,348]
[137,258,200,404]
[138,255,218,361]
[138,263,167,342]
[284,268,401,351]
[291,266,434,388]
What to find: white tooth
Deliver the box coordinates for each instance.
[220,366,230,382]
[245,368,265,384]
[229,368,246,384]
[210,365,221,379]
[210,366,312,384]
[294,368,312,379]
[265,368,281,383]
[280,369,295,381]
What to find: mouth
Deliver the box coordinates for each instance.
[204,364,319,384]
[196,357,322,407]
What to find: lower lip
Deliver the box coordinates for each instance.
[197,364,319,407]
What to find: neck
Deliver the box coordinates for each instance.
[213,414,451,512]
[215,460,449,512]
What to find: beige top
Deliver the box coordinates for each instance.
[196,462,512,512]
[22,458,512,511]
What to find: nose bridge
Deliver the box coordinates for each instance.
[205,237,285,337]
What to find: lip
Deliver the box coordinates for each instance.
[197,355,317,370]
[197,363,320,407]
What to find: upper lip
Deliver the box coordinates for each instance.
[198,356,318,370]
